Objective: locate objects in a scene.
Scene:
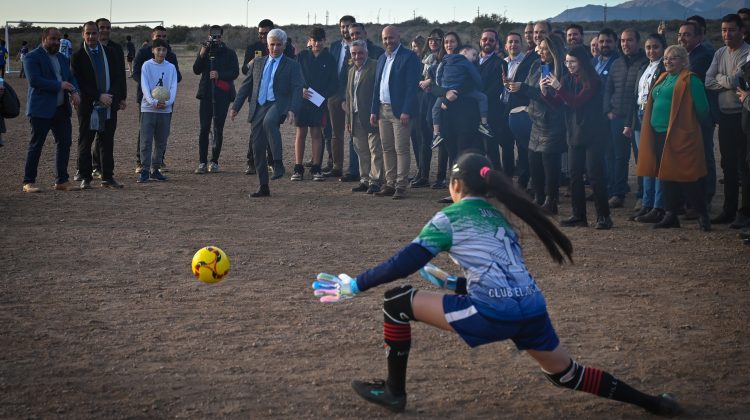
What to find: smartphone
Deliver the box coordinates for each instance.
[541,64,551,79]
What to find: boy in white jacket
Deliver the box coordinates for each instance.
[138,38,177,183]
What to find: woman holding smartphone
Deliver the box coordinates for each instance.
[508,35,567,214]
[544,45,612,229]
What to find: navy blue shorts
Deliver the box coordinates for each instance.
[442,294,560,350]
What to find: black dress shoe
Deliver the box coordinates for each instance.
[339,173,359,182]
[541,198,558,215]
[711,211,735,224]
[629,207,652,221]
[374,186,395,197]
[245,164,256,175]
[101,178,124,189]
[323,168,342,178]
[351,183,369,192]
[594,215,613,230]
[437,196,453,204]
[635,208,664,223]
[80,179,92,190]
[560,216,588,227]
[654,211,680,229]
[410,178,430,188]
[431,180,447,189]
[73,170,83,181]
[249,185,270,197]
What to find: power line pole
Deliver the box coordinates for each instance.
[325,10,329,26]
[604,3,608,23]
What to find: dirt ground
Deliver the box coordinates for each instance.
[1,62,749,419]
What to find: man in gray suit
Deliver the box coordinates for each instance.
[231,28,304,197]
[346,39,383,194]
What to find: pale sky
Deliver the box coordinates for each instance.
[4,0,608,27]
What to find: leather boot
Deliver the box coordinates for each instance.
[250,184,271,198]
[654,211,680,229]
[635,208,664,223]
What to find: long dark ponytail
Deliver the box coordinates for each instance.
[452,153,573,264]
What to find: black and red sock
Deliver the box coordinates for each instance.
[383,319,411,397]
[545,360,661,412]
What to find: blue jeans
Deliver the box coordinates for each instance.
[140,112,172,171]
[24,106,72,184]
[606,116,632,198]
[635,111,662,208]
[508,111,531,188]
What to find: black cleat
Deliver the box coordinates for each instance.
[647,393,682,417]
[351,380,406,413]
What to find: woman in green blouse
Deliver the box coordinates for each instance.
[636,45,711,231]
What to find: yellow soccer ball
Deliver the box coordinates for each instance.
[192,246,230,284]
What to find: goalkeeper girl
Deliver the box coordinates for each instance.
[313,152,680,416]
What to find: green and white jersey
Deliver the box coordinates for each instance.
[413,197,547,321]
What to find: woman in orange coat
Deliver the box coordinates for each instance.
[636,45,711,231]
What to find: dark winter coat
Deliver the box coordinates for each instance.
[521,59,567,153]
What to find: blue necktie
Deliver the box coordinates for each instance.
[258,58,276,105]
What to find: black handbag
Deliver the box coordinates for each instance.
[0,80,21,119]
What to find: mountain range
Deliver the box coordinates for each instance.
[551,0,750,22]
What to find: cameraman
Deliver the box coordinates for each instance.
[192,25,239,173]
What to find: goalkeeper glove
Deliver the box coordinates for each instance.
[312,273,360,303]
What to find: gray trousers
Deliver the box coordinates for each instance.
[249,101,283,185]
[139,112,172,171]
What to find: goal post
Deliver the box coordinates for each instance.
[4,20,164,74]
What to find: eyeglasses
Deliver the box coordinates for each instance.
[564,61,577,66]
[663,56,681,62]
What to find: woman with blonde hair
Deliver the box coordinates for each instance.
[636,45,711,231]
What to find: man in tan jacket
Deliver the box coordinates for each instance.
[346,39,383,194]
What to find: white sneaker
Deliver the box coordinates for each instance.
[194,163,207,174]
[208,162,219,173]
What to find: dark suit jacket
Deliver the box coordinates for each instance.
[507,51,538,110]
[346,58,378,133]
[23,46,78,118]
[479,53,507,121]
[366,40,385,59]
[371,45,421,119]
[71,43,126,121]
[103,40,127,102]
[329,38,352,97]
[232,54,304,122]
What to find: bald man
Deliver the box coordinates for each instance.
[370,25,421,199]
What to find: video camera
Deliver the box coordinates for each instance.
[202,26,223,56]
